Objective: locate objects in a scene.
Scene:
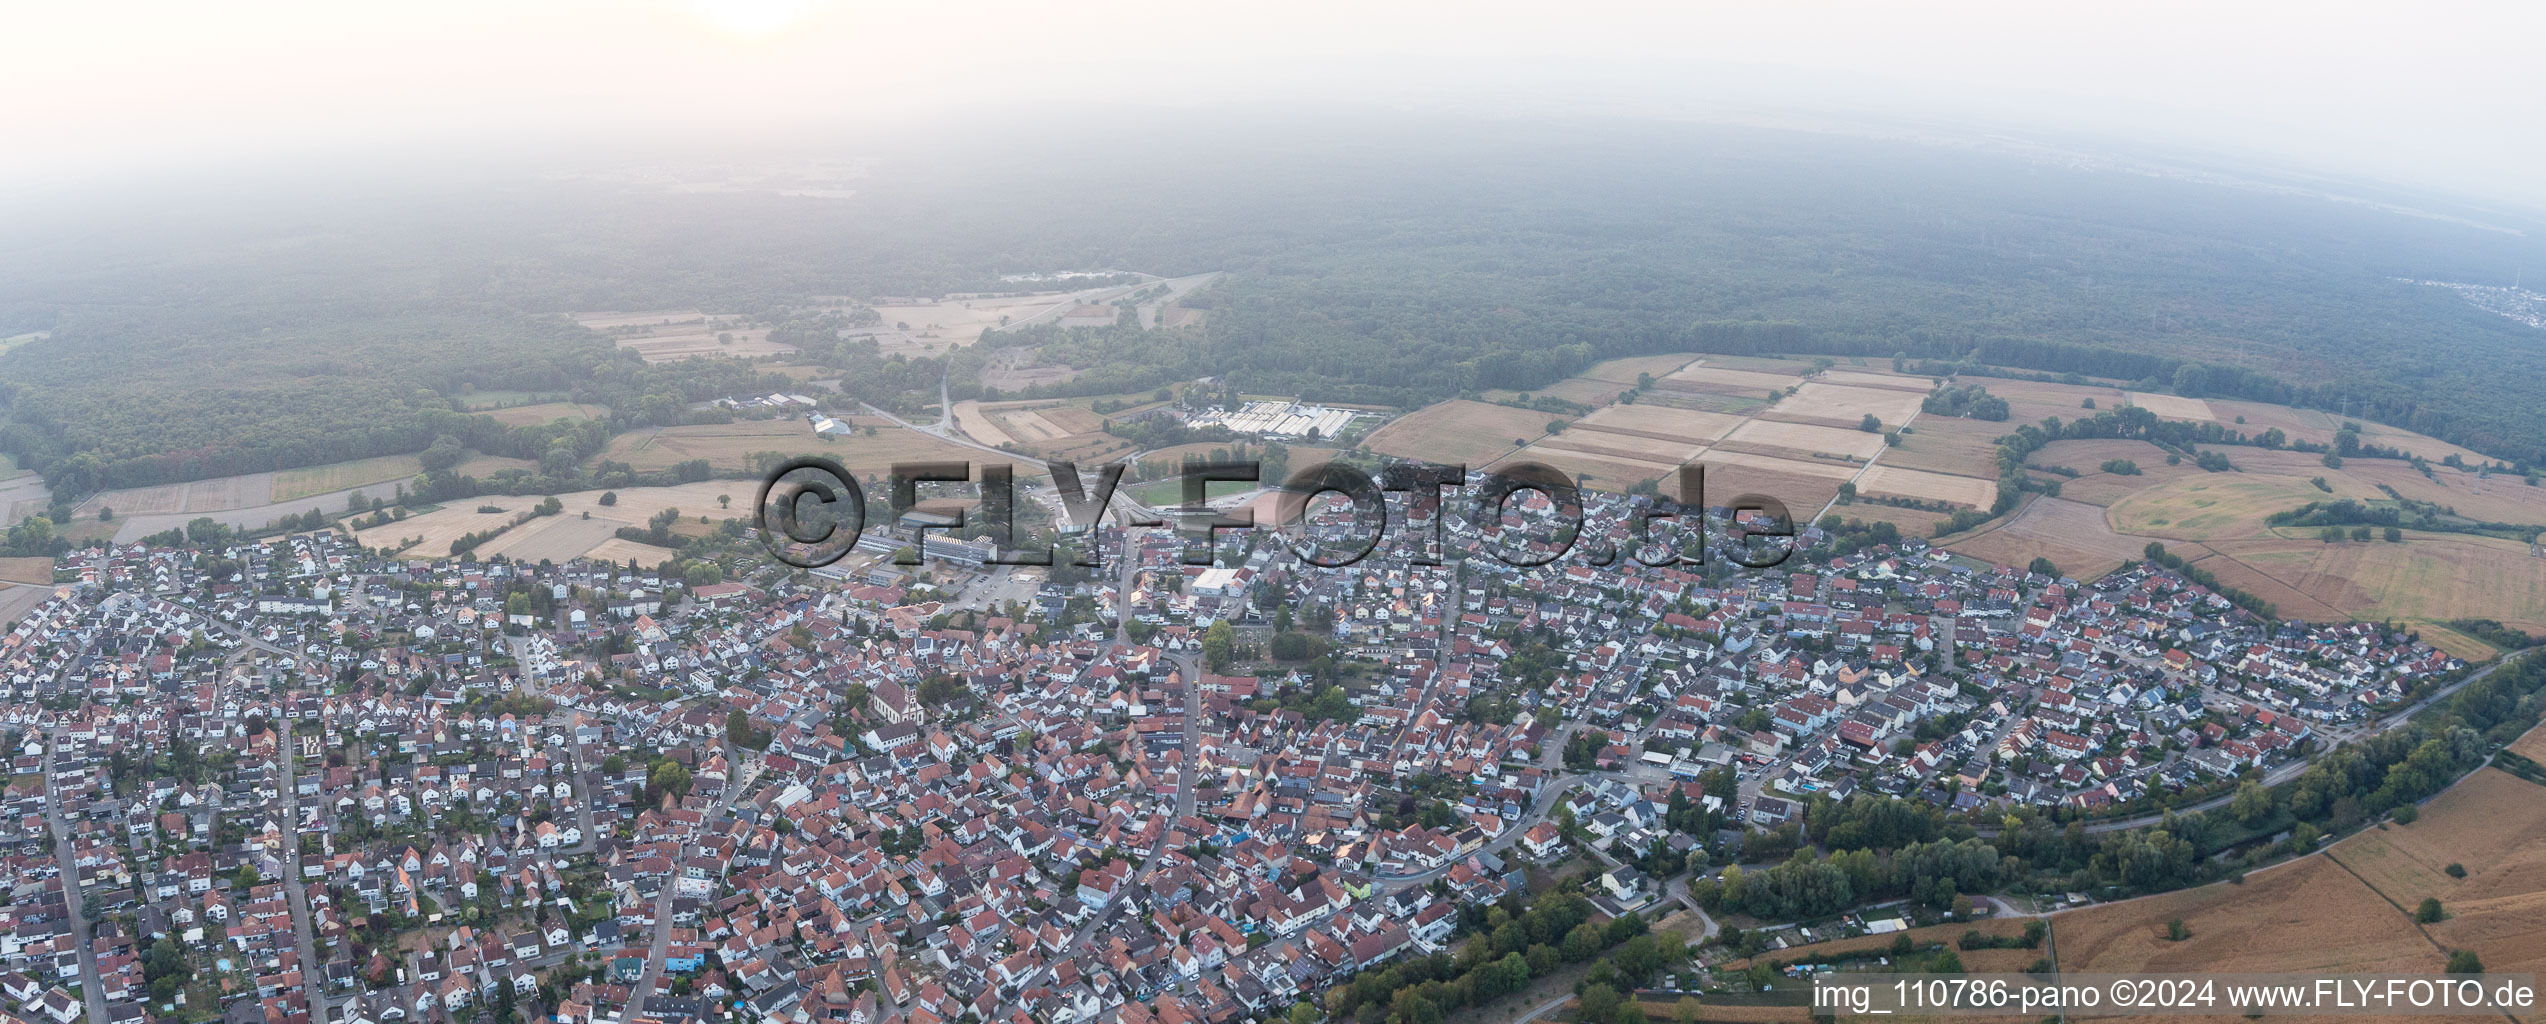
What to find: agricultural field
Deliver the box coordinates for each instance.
[477,515,628,564]
[0,474,53,528]
[2053,855,2444,975]
[1582,353,1703,385]
[1361,400,1559,468]
[1769,381,1928,428]
[583,536,683,567]
[2123,391,2215,421]
[0,584,51,628]
[352,503,526,557]
[1878,417,2006,479]
[1854,465,1994,507]
[2199,531,2546,634]
[576,310,797,362]
[0,557,52,585]
[1723,418,1886,461]
[2024,439,2195,506]
[1944,496,2156,578]
[1975,378,2127,423]
[1674,450,1848,515]
[2410,623,2502,662]
[1823,501,1956,537]
[271,455,422,502]
[2107,473,2386,542]
[1724,915,2039,973]
[1817,368,1935,392]
[1657,363,1804,397]
[1574,403,1744,444]
[595,421,1028,479]
[2342,459,2546,526]
[482,401,607,427]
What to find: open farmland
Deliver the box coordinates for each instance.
[1581,353,1701,384]
[2053,854,2445,975]
[74,473,274,518]
[0,557,52,585]
[1771,381,1928,428]
[1854,465,1995,507]
[1361,400,1556,467]
[2108,473,2386,541]
[1494,445,1680,493]
[583,536,683,567]
[1574,403,1744,444]
[271,455,421,502]
[2124,391,2215,421]
[576,310,796,362]
[483,401,607,427]
[478,515,629,563]
[2023,439,2197,505]
[1978,378,2127,422]
[1824,501,1956,536]
[353,503,525,556]
[596,421,1031,479]
[1879,417,2005,478]
[2342,459,2546,526]
[1723,418,1885,461]
[1944,495,2156,578]
[2200,531,2546,633]
[1817,368,1934,391]
[1724,915,2039,972]
[1657,363,1803,397]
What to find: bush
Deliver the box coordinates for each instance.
[2444,862,2466,878]
[2392,804,2419,824]
[2447,950,2484,974]
[2415,898,2444,923]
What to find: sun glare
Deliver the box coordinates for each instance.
[683,0,826,41]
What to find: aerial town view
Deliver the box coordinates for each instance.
[2,5,2545,1024]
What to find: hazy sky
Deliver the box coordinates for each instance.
[7,0,2542,206]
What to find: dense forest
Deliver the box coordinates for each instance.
[4,112,2544,502]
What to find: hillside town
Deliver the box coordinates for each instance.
[0,485,2473,1024]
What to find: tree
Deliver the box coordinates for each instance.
[2384,526,2404,542]
[1859,414,1881,432]
[1201,620,1236,671]
[598,491,619,506]
[1579,984,1622,1024]
[2165,918,2189,941]
[2415,898,2444,923]
[2026,556,2060,578]
[2447,950,2484,973]
[2230,780,2273,825]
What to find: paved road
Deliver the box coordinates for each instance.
[622,752,757,1023]
[274,709,345,1023]
[42,726,110,1024]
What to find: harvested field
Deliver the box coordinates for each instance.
[1774,381,1927,427]
[1361,400,1554,468]
[1678,453,1846,514]
[478,515,630,564]
[74,472,275,518]
[1827,502,1956,536]
[2023,439,2196,506]
[2357,420,2495,465]
[596,422,1029,479]
[271,455,421,502]
[1493,446,1681,493]
[1945,496,2153,578]
[2179,546,2350,623]
[353,504,524,557]
[1639,390,1765,416]
[2329,768,2546,909]
[1725,418,1886,460]
[483,401,606,427]
[1581,353,1701,383]
[2209,399,2342,446]
[1536,431,1705,466]
[1977,378,2127,423]
[1855,465,1995,507]
[1484,377,1627,407]
[2124,391,2216,421]
[2201,531,2546,633]
[0,475,51,528]
[2054,855,2444,975]
[995,408,1068,442]
[453,454,539,477]
[620,327,793,362]
[1659,364,1803,394]
[1817,368,1935,391]
[951,400,1015,446]
[583,537,683,567]
[2410,623,2501,662]
[0,557,52,585]
[2513,717,2546,762]
[0,584,51,627]
[2344,459,2546,526]
[1880,417,2006,479]
[1575,403,1744,444]
[2107,473,2385,542]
